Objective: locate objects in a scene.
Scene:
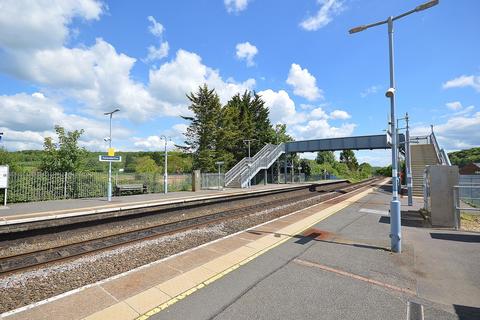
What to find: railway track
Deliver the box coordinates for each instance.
[0,179,379,275]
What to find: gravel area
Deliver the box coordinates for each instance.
[461,213,480,232]
[0,187,326,258]
[0,183,364,313]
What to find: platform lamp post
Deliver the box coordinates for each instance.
[160,135,171,194]
[215,161,224,190]
[104,108,120,202]
[349,0,439,253]
[243,139,257,188]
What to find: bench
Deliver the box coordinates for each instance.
[114,183,148,196]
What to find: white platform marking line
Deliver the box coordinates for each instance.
[359,208,389,216]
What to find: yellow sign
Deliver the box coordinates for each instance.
[108,148,115,156]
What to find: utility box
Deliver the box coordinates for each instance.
[424,165,459,227]
[192,170,201,192]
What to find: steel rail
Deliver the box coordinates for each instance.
[0,179,379,275]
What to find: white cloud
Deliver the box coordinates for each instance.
[236,42,258,67]
[132,135,176,151]
[329,109,351,120]
[146,41,169,62]
[0,0,103,50]
[224,0,251,13]
[412,111,480,150]
[286,63,323,101]
[446,101,462,111]
[0,92,130,151]
[147,16,165,37]
[291,119,356,140]
[300,0,345,31]
[360,85,381,98]
[442,75,480,92]
[310,107,329,119]
[149,49,255,106]
[258,89,306,125]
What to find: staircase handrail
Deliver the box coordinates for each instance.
[239,143,285,187]
[429,132,449,165]
[224,158,247,184]
[225,143,275,186]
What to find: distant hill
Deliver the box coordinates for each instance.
[448,147,480,167]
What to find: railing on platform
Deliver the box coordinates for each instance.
[201,173,225,190]
[0,172,192,204]
[453,184,480,229]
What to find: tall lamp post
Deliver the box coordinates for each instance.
[160,136,170,194]
[215,161,224,190]
[349,0,439,253]
[104,108,120,202]
[243,139,257,188]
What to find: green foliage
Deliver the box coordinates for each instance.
[299,159,311,176]
[315,151,336,165]
[339,149,358,171]
[182,85,279,172]
[183,84,222,171]
[41,125,87,173]
[375,165,392,176]
[0,148,21,172]
[135,156,161,173]
[448,147,480,167]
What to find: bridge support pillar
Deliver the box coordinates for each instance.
[264,169,267,185]
[284,154,288,184]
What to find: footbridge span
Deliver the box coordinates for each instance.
[224,134,404,188]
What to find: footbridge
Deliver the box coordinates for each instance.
[224,131,449,189]
[225,134,404,188]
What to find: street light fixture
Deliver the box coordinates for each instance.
[104,108,120,202]
[348,0,439,253]
[243,139,257,188]
[215,161,224,190]
[160,135,171,194]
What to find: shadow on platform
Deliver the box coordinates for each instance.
[454,304,480,320]
[247,229,390,252]
[430,233,480,243]
[379,210,429,228]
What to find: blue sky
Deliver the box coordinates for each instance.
[0,0,479,166]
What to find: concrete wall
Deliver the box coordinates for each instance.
[426,165,459,227]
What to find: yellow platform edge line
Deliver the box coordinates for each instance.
[135,184,378,320]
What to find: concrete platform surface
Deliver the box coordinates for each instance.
[2,181,479,320]
[0,181,343,225]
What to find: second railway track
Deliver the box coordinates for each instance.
[0,179,379,275]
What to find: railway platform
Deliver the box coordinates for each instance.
[0,181,344,227]
[2,180,478,320]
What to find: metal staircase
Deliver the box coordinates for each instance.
[410,131,450,196]
[224,143,285,188]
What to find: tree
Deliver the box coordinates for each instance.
[0,148,20,172]
[41,125,87,172]
[316,151,336,165]
[299,159,311,176]
[135,156,161,173]
[274,123,293,143]
[182,84,222,172]
[358,162,372,178]
[339,149,358,171]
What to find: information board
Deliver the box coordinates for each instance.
[0,165,9,189]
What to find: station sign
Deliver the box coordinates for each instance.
[99,155,122,162]
[0,165,9,189]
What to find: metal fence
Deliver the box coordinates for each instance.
[201,173,225,190]
[459,175,480,208]
[1,172,192,204]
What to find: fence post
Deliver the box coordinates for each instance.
[453,186,460,230]
[63,172,67,199]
